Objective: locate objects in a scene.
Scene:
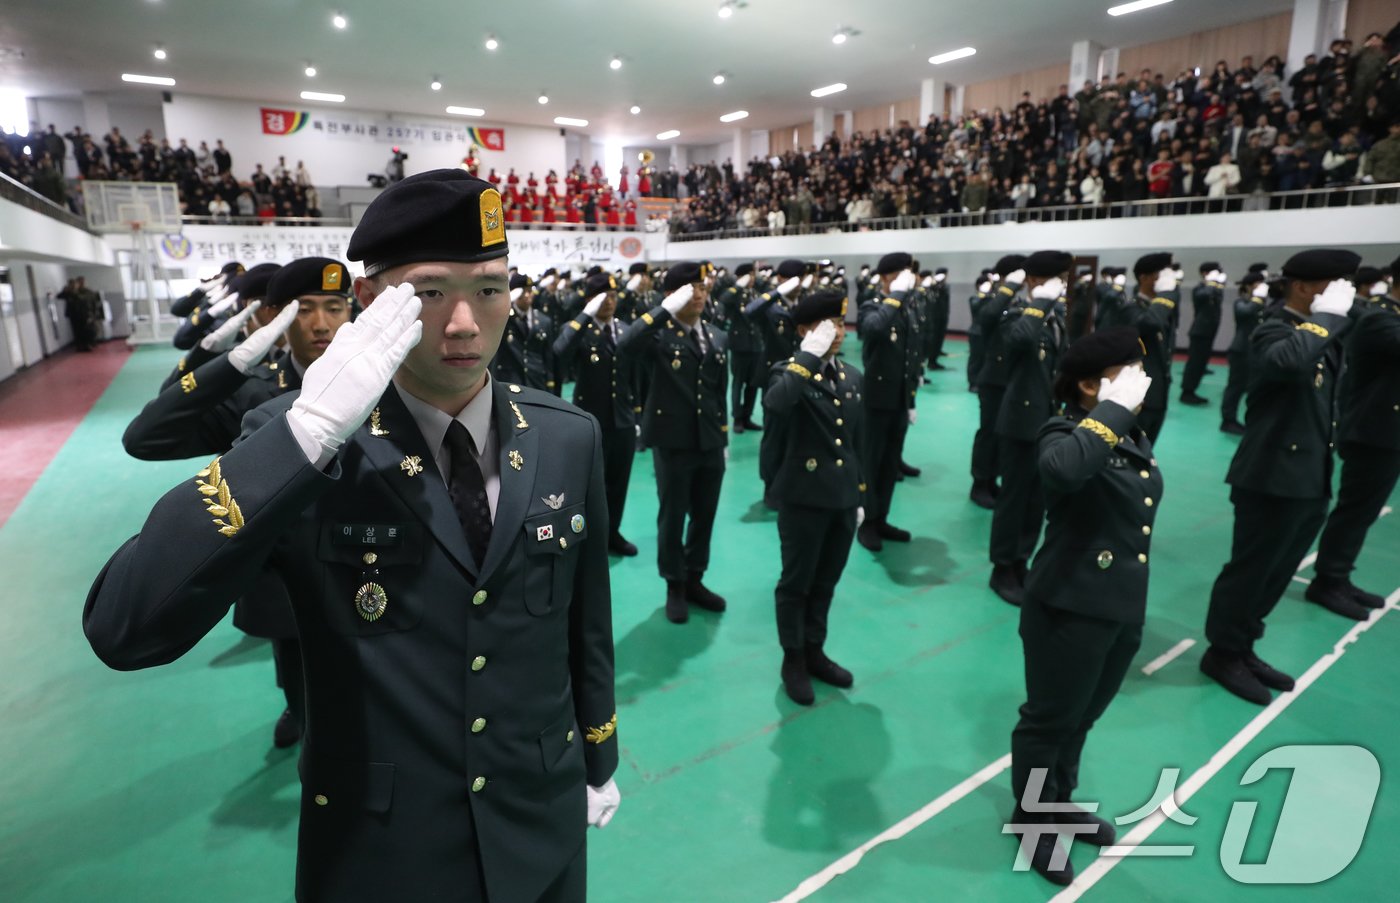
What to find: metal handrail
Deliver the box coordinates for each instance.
[0,170,89,230]
[179,214,353,227]
[667,181,1400,242]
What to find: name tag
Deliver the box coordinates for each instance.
[331,523,405,547]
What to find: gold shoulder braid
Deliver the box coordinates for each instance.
[180,372,197,394]
[785,361,813,379]
[1296,321,1329,338]
[586,713,617,744]
[196,457,245,537]
[1150,296,1176,309]
[1078,418,1120,447]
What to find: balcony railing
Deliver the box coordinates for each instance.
[0,171,89,230]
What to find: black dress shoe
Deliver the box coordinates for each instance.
[1058,803,1116,846]
[1204,367,1216,376]
[1220,421,1246,435]
[685,575,727,612]
[743,420,763,432]
[608,534,638,557]
[665,581,689,624]
[732,421,745,434]
[970,481,997,509]
[989,564,1024,606]
[781,650,815,705]
[857,523,883,552]
[1304,577,1372,621]
[805,646,854,688]
[273,708,302,749]
[929,362,948,371]
[876,523,911,542]
[899,461,922,477]
[1009,813,1075,886]
[1343,579,1386,609]
[1179,392,1209,406]
[1242,651,1295,692]
[1199,646,1272,705]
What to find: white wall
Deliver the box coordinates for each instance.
[162,94,566,186]
[688,144,727,167]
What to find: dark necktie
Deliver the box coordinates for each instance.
[604,320,616,350]
[691,325,706,356]
[443,420,492,566]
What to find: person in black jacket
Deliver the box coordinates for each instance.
[966,268,997,396]
[925,267,952,370]
[1008,327,1160,887]
[718,262,765,432]
[1099,253,1177,443]
[1201,249,1361,705]
[1179,262,1227,405]
[491,273,558,394]
[1219,271,1270,435]
[970,255,1027,509]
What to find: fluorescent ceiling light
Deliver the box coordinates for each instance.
[537,94,549,105]
[929,47,976,64]
[832,31,847,45]
[485,36,499,50]
[153,47,167,60]
[610,57,622,70]
[122,73,176,86]
[300,90,345,103]
[331,12,347,29]
[430,79,442,91]
[554,116,589,127]
[718,2,734,18]
[1108,0,1173,15]
[657,130,680,140]
[712,73,726,85]
[446,106,485,116]
[305,65,317,77]
[630,105,641,115]
[719,110,748,123]
[811,83,847,98]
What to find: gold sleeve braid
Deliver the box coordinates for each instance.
[180,373,197,394]
[1022,307,1046,318]
[586,713,617,744]
[882,297,902,308]
[1078,418,1120,447]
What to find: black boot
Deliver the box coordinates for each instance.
[805,645,853,688]
[686,573,726,612]
[608,534,638,557]
[857,522,883,552]
[899,460,922,477]
[1009,810,1075,886]
[1304,575,1372,621]
[876,522,911,542]
[1057,802,1116,846]
[743,419,763,432]
[1179,392,1209,406]
[273,708,302,749]
[970,480,997,509]
[989,564,1024,606]
[1342,578,1387,610]
[1199,645,1271,705]
[1220,420,1246,436]
[781,650,815,705]
[732,420,745,434]
[665,580,689,624]
[1242,651,1295,692]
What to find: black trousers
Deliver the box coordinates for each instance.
[1220,349,1249,425]
[1011,599,1141,807]
[1138,406,1165,445]
[1206,488,1328,654]
[601,426,636,538]
[927,302,950,366]
[652,447,725,582]
[971,386,1004,483]
[990,436,1043,566]
[863,408,910,527]
[1180,334,1215,395]
[967,334,985,388]
[1315,443,1400,581]
[272,637,306,724]
[729,350,764,425]
[775,504,857,650]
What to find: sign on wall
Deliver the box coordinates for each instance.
[259,106,505,150]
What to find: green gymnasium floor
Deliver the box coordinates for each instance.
[2,340,1396,902]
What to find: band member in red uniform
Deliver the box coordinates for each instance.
[487,167,501,187]
[542,198,558,225]
[527,172,540,199]
[502,199,518,224]
[638,166,652,198]
[590,161,603,181]
[520,199,536,226]
[624,199,638,228]
[604,205,621,229]
[566,197,583,226]
[619,165,630,199]
[546,170,560,197]
[506,167,520,197]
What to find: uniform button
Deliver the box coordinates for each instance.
[1290,443,1298,451]
[836,459,845,467]
[1144,498,1154,507]
[1138,553,1148,564]
[836,418,844,426]
[1142,525,1151,536]
[471,717,487,733]
[472,590,488,606]
[362,552,378,565]
[566,730,575,742]
[471,656,487,671]
[834,399,841,407]
[314,794,329,806]
[1139,470,1150,479]
[472,777,487,793]
[835,438,842,447]
[1097,550,1113,569]
[1023,400,1030,406]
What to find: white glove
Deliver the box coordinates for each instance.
[200,301,262,353]
[287,284,423,455]
[908,408,918,425]
[934,273,947,283]
[509,287,524,303]
[228,302,298,374]
[990,273,1001,283]
[540,275,556,289]
[1173,267,1185,281]
[1368,281,1388,297]
[1031,277,1065,301]
[1004,268,1026,287]
[1153,270,1178,294]
[207,291,241,319]
[1079,273,1093,283]
[1113,274,1127,288]
[661,284,693,315]
[1251,282,1269,299]
[777,276,801,298]
[856,506,865,528]
[977,281,992,294]
[820,275,830,285]
[921,277,934,288]
[890,270,917,293]
[1310,279,1355,316]
[203,282,228,306]
[586,778,620,829]
[583,293,606,317]
[626,275,642,292]
[799,319,837,357]
[1098,363,1151,411]
[801,274,814,289]
[736,274,752,288]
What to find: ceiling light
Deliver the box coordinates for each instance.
[305,65,317,77]
[630,105,641,115]
[811,83,847,98]
[554,116,589,127]
[331,12,347,29]
[537,93,549,105]
[929,46,977,64]
[713,73,726,85]
[831,33,847,45]
[1108,0,1174,15]
[719,110,749,123]
[153,46,167,60]
[610,56,623,70]
[430,79,442,91]
[485,35,499,50]
[301,90,345,103]
[657,129,680,140]
[122,73,176,86]
[718,2,734,18]
[446,106,485,116]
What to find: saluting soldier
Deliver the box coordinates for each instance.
[553,272,641,557]
[989,251,1073,606]
[1179,262,1227,406]
[855,252,920,552]
[1201,249,1360,705]
[169,261,243,319]
[1100,253,1178,444]
[616,262,655,325]
[85,170,619,901]
[1066,268,1095,342]
[966,268,996,394]
[491,273,559,395]
[1219,271,1270,435]
[617,262,730,623]
[925,267,952,370]
[1008,327,1160,887]
[970,256,1027,510]
[160,263,282,390]
[1307,259,1400,618]
[747,260,806,504]
[764,290,865,706]
[171,265,248,351]
[716,263,765,432]
[1092,267,1127,332]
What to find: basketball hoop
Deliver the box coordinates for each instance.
[128,221,144,234]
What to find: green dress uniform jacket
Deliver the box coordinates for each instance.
[996,297,1067,442]
[857,293,919,412]
[976,284,1021,389]
[552,313,636,430]
[492,306,558,395]
[763,351,866,509]
[617,306,729,452]
[926,280,952,363]
[160,343,223,391]
[1102,292,1175,440]
[1189,282,1224,341]
[1337,297,1400,451]
[84,380,618,903]
[717,280,762,354]
[1094,283,1125,331]
[747,290,798,368]
[1228,294,1266,354]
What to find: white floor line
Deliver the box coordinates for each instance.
[773,754,1013,903]
[1141,638,1196,676]
[1291,575,1312,586]
[1049,587,1400,903]
[1296,551,1319,572]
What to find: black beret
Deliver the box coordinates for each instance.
[1200,260,1221,273]
[220,261,246,277]
[995,254,1028,277]
[935,267,948,275]
[542,267,558,277]
[1059,326,1144,379]
[791,289,848,326]
[1354,266,1384,286]
[232,263,281,300]
[1248,262,1270,273]
[877,252,913,276]
[1025,250,1075,279]
[584,272,617,295]
[1133,252,1173,277]
[1281,249,1362,281]
[347,169,508,276]
[1239,271,1266,287]
[266,257,351,307]
[776,259,806,279]
[663,262,705,293]
[735,263,755,277]
[509,273,532,291]
[628,262,648,276]
[586,265,604,277]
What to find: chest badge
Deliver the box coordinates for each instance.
[355,582,388,621]
[672,359,682,370]
[399,455,423,477]
[370,407,389,437]
[537,524,555,542]
[571,513,585,533]
[509,449,524,471]
[1097,550,1114,570]
[543,492,565,510]
[805,458,818,472]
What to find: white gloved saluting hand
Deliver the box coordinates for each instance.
[1031,277,1065,301]
[1310,279,1355,316]
[583,293,607,318]
[287,284,422,458]
[799,319,838,358]
[1113,274,1127,288]
[626,275,642,292]
[890,270,917,293]
[228,302,299,374]
[661,284,693,316]
[1098,364,1152,412]
[200,301,262,354]
[509,287,524,303]
[1153,270,1179,294]
[587,778,621,828]
[908,408,918,426]
[736,274,752,288]
[1252,281,1270,299]
[776,276,801,298]
[207,291,242,319]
